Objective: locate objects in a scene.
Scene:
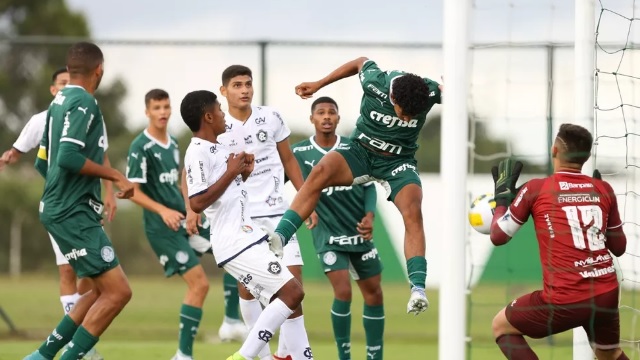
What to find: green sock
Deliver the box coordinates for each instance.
[363,304,385,360]
[37,314,78,359]
[274,210,303,242]
[331,299,351,360]
[223,272,240,320]
[406,256,427,289]
[179,304,203,357]
[59,326,98,360]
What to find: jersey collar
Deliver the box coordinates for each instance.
[143,129,171,149]
[309,135,341,155]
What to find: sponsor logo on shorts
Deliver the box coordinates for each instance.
[241,225,253,233]
[361,248,379,261]
[323,251,337,266]
[239,273,253,287]
[268,261,282,274]
[391,163,417,176]
[175,251,189,264]
[100,246,115,262]
[64,248,87,261]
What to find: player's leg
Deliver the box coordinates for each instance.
[323,251,353,360]
[352,250,384,360]
[585,288,629,360]
[50,234,81,314]
[492,307,538,360]
[237,284,272,359]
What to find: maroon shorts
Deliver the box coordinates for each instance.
[505,288,620,349]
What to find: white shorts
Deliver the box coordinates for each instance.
[223,241,294,307]
[49,233,69,266]
[252,216,303,267]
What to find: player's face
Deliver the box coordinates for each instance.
[221,75,253,109]
[49,72,69,96]
[146,98,172,130]
[310,103,340,135]
[208,101,227,135]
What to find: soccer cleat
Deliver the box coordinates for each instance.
[273,355,292,360]
[82,347,104,360]
[218,320,248,342]
[406,286,429,315]
[226,352,248,360]
[262,227,284,259]
[22,351,47,360]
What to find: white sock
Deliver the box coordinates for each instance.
[60,293,80,314]
[240,298,272,358]
[281,315,313,360]
[239,298,294,359]
[275,325,287,357]
[173,350,192,360]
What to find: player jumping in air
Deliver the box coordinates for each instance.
[292,96,385,359]
[180,90,310,360]
[24,42,135,360]
[214,65,311,359]
[269,57,442,315]
[490,123,629,360]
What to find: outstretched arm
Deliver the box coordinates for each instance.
[295,57,369,99]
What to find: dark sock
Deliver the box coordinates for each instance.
[223,272,240,320]
[37,314,78,359]
[274,210,303,243]
[59,326,98,360]
[495,334,538,360]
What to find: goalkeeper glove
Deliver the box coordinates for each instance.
[491,158,523,207]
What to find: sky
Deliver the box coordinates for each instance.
[63,0,639,168]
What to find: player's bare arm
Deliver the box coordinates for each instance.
[357,212,375,240]
[0,147,22,170]
[181,168,201,236]
[295,57,368,99]
[189,152,247,213]
[129,183,184,231]
[102,153,117,222]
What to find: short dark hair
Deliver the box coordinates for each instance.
[181,90,218,133]
[311,96,339,113]
[392,74,431,117]
[51,67,68,83]
[221,65,252,86]
[66,42,104,77]
[145,89,170,107]
[555,123,593,165]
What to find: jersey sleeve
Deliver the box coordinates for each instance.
[184,147,213,198]
[272,109,291,142]
[424,77,443,104]
[603,181,623,230]
[359,60,387,95]
[509,179,540,224]
[60,97,96,148]
[126,142,147,184]
[13,112,47,153]
[102,121,109,151]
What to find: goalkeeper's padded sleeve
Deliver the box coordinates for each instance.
[363,183,377,215]
[58,142,87,174]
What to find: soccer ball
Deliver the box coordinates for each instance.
[468,193,496,235]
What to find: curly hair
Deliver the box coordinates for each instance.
[181,90,217,132]
[392,74,431,117]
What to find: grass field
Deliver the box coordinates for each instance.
[0,276,636,359]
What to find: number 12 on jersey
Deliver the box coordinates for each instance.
[562,205,606,251]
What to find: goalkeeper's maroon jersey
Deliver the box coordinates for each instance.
[508,170,623,304]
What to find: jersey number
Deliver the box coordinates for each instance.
[561,205,606,251]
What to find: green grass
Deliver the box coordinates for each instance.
[0,276,635,359]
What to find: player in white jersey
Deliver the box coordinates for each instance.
[180,90,311,360]
[216,65,312,360]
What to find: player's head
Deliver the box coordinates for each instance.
[145,89,171,131]
[181,90,226,136]
[220,65,253,110]
[390,74,431,120]
[552,123,593,169]
[310,96,340,135]
[66,42,104,92]
[50,67,69,97]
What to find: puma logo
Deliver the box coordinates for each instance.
[304,160,315,167]
[77,106,88,114]
[130,152,138,159]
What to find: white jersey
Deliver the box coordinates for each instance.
[217,105,291,218]
[184,137,266,266]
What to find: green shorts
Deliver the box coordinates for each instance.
[147,229,201,277]
[318,248,383,281]
[42,211,119,278]
[336,140,421,201]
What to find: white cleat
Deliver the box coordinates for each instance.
[262,228,284,259]
[82,347,104,360]
[218,321,249,343]
[406,286,429,315]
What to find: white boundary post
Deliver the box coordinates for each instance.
[439,0,471,359]
[574,0,596,358]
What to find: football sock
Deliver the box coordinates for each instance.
[406,256,427,289]
[60,293,81,315]
[59,326,98,360]
[274,210,303,242]
[239,298,294,359]
[239,298,271,358]
[281,315,313,359]
[363,304,384,360]
[223,273,240,321]
[37,314,78,359]
[331,299,352,360]
[178,304,202,357]
[495,335,539,360]
[275,325,288,357]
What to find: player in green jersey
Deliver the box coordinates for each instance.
[25,42,134,360]
[271,57,442,316]
[292,96,384,359]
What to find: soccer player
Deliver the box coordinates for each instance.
[489,123,629,360]
[216,65,311,359]
[270,57,442,315]
[24,42,134,360]
[292,96,384,359]
[181,89,309,360]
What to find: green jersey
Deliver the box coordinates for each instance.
[353,59,442,156]
[39,85,108,222]
[292,136,375,253]
[126,130,184,234]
